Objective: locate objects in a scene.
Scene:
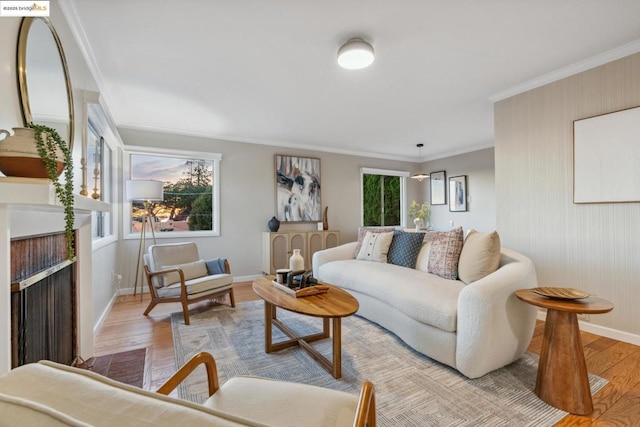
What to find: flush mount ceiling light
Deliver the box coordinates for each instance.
[411,143,430,181]
[337,37,375,70]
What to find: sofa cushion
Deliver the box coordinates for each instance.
[157,274,233,298]
[205,376,358,427]
[458,230,501,284]
[427,227,464,280]
[387,231,425,268]
[0,361,256,426]
[0,392,90,427]
[160,260,208,287]
[319,260,464,331]
[356,231,394,263]
[354,227,395,257]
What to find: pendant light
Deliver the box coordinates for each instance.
[411,144,429,181]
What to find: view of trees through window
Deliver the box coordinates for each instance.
[362,174,401,226]
[130,154,214,233]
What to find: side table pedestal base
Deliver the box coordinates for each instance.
[536,309,592,415]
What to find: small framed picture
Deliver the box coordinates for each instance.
[449,175,467,212]
[429,171,446,205]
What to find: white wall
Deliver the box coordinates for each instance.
[495,52,640,340]
[0,6,120,337]
[118,127,424,282]
[423,148,496,233]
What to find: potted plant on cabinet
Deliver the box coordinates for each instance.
[28,123,75,259]
[409,200,430,231]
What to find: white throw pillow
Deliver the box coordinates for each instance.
[356,231,394,263]
[458,230,501,284]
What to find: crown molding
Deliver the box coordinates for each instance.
[490,38,640,103]
[117,122,422,162]
[58,0,121,122]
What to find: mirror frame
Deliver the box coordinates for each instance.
[17,17,75,150]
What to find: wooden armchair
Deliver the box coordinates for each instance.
[143,242,235,325]
[158,352,376,427]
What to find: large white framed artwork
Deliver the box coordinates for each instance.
[275,155,321,222]
[573,106,640,204]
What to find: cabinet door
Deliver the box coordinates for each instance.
[289,232,307,269]
[307,232,324,270]
[270,233,289,272]
[325,231,340,249]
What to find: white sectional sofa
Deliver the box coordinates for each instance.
[313,232,538,379]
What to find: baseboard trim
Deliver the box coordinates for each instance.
[93,291,119,335]
[115,274,263,296]
[536,311,640,346]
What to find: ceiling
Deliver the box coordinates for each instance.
[63,0,640,162]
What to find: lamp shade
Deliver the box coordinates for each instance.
[126,179,164,202]
[337,37,375,70]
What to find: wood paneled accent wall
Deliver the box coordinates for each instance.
[10,232,77,367]
[494,52,640,337]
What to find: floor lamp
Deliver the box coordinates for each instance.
[126,179,164,298]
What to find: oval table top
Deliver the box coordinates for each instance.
[515,288,614,314]
[252,276,359,318]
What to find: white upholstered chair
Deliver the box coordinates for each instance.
[143,242,235,325]
[158,352,377,427]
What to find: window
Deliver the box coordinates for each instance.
[360,168,408,227]
[124,147,221,239]
[88,121,113,240]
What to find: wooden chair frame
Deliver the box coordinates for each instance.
[143,259,235,325]
[157,351,376,427]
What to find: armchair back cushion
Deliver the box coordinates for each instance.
[148,243,203,287]
[160,260,208,287]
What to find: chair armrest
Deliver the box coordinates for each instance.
[156,352,219,397]
[147,267,185,280]
[312,242,357,277]
[353,381,376,427]
[455,248,538,378]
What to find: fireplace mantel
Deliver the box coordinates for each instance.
[0,177,110,213]
[0,178,111,374]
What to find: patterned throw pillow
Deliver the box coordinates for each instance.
[353,227,396,257]
[387,231,426,268]
[427,227,464,280]
[356,231,394,263]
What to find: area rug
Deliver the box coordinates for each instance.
[171,301,607,426]
[85,348,148,388]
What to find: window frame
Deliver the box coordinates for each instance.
[87,117,116,250]
[123,146,222,240]
[360,167,409,228]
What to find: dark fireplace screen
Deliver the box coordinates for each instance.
[10,232,77,368]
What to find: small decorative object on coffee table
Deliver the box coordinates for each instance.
[289,248,304,271]
[515,288,613,415]
[252,276,359,379]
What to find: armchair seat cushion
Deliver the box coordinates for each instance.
[157,274,233,298]
[205,376,359,427]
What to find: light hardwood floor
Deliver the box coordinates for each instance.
[94,282,640,426]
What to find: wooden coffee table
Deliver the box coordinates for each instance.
[252,276,359,379]
[515,289,614,415]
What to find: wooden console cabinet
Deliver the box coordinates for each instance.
[262,231,340,274]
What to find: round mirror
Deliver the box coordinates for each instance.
[17,17,74,150]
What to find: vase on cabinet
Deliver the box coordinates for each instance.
[268,216,280,232]
[0,127,64,178]
[289,249,304,271]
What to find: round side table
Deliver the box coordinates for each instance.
[515,289,613,415]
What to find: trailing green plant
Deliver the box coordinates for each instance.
[27,123,75,259]
[409,200,430,222]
